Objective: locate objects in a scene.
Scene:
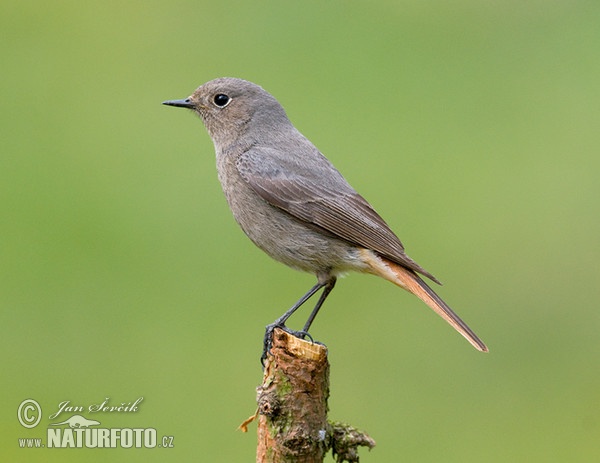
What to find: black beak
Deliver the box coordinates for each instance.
[162,98,194,108]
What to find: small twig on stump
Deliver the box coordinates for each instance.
[254,328,375,463]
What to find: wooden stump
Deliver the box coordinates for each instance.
[254,328,375,463]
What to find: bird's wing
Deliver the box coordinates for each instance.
[236,146,440,284]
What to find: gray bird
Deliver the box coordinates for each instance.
[163,77,488,359]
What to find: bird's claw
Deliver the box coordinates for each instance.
[260,324,315,367]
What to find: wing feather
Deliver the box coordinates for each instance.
[236,147,440,284]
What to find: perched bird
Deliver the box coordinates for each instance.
[163,78,488,359]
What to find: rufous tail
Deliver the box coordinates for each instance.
[359,249,488,352]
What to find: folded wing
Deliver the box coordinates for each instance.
[236,146,441,284]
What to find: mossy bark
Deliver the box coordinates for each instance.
[255,328,375,463]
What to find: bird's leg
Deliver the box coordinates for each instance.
[262,281,326,365]
[301,277,336,333]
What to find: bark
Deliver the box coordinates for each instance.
[255,328,375,463]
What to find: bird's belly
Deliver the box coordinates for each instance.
[244,213,365,275]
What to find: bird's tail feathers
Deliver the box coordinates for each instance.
[359,249,488,352]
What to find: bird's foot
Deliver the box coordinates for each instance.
[261,324,315,367]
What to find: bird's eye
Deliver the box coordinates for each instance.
[213,94,231,107]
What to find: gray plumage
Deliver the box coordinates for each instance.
[163,77,487,354]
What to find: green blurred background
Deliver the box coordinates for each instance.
[2,1,599,461]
